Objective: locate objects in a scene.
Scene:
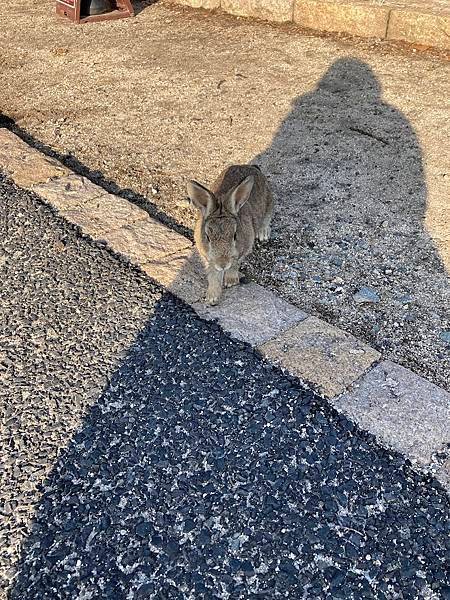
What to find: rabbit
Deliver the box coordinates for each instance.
[187,164,274,305]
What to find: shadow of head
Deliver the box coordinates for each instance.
[254,56,434,262]
[314,57,382,99]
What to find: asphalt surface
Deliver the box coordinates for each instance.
[1,176,449,600]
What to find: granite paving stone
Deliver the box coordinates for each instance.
[0,129,69,188]
[294,0,390,39]
[194,282,308,346]
[387,4,450,50]
[31,173,106,209]
[221,0,294,22]
[335,360,450,473]
[142,247,206,306]
[260,316,381,397]
[101,217,193,263]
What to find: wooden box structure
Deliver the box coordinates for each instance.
[56,0,134,24]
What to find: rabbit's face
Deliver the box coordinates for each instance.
[188,174,255,270]
[203,215,238,271]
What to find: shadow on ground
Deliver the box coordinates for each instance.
[1,57,448,389]
[249,57,449,388]
[132,0,161,17]
[9,293,450,599]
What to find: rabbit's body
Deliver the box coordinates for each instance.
[188,164,273,305]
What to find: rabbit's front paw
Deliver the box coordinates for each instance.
[224,270,240,288]
[258,225,271,242]
[206,289,221,306]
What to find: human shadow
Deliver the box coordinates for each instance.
[250,57,449,386]
[8,294,450,599]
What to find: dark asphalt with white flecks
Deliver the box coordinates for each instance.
[1,176,449,600]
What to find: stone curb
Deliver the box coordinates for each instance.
[168,0,450,51]
[1,127,449,490]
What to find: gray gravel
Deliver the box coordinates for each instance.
[0,176,160,595]
[1,177,450,600]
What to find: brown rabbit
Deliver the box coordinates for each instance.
[187,164,274,305]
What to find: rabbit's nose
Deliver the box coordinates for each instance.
[215,261,232,272]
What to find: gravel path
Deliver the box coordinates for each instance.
[1,177,449,599]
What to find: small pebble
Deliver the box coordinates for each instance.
[440,331,450,344]
[353,286,380,304]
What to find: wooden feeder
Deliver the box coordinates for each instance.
[56,0,134,24]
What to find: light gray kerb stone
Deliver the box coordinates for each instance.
[260,316,380,398]
[335,360,450,469]
[0,129,69,188]
[103,218,192,263]
[142,247,206,305]
[31,173,105,209]
[193,283,308,346]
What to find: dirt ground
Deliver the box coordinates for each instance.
[0,0,449,389]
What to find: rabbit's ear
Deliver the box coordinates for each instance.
[187,180,216,215]
[229,175,254,214]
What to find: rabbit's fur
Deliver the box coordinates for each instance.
[187,164,274,305]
